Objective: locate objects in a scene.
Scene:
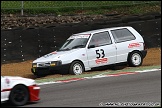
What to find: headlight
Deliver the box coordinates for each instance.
[50,61,62,66]
[32,63,37,67]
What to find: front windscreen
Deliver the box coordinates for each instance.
[59,34,90,51]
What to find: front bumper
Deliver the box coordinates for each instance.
[28,85,40,102]
[31,63,70,76]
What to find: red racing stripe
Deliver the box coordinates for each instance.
[1,88,12,92]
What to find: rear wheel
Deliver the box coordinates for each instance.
[69,61,84,75]
[128,51,143,67]
[9,85,29,106]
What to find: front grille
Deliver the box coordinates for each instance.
[38,62,50,67]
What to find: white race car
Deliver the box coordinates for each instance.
[1,76,40,106]
[31,26,147,76]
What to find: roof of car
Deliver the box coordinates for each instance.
[74,26,132,35]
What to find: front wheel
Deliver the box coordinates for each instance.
[69,61,84,75]
[128,51,143,67]
[9,85,29,106]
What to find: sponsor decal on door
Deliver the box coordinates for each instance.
[95,58,108,64]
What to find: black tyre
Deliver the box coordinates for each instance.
[9,85,29,106]
[69,61,84,75]
[128,51,143,67]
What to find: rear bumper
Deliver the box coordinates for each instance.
[141,50,147,58]
[28,85,40,102]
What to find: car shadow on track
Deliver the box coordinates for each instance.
[91,63,128,71]
[1,101,39,107]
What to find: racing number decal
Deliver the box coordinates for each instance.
[96,49,105,58]
[95,49,108,64]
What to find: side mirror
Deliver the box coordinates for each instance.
[88,45,95,49]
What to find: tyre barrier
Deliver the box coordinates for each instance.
[1,14,161,64]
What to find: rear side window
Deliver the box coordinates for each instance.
[89,31,112,47]
[111,28,136,43]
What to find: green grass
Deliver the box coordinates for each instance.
[1,1,161,15]
[1,1,143,8]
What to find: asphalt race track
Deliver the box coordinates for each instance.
[2,70,161,107]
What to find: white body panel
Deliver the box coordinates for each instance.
[108,27,144,63]
[86,44,116,67]
[1,76,35,102]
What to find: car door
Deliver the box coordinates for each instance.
[86,31,116,68]
[110,28,136,63]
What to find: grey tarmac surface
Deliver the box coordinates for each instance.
[2,70,161,107]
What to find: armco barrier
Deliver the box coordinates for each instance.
[1,16,161,64]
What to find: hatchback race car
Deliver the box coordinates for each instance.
[31,26,147,76]
[1,76,40,106]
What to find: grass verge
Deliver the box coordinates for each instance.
[1,1,160,15]
[35,65,161,83]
